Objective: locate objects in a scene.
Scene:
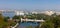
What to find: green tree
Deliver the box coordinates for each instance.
[12,15,23,19]
[4,16,10,22]
[40,20,54,28]
[52,16,60,28]
[39,14,60,28]
[0,13,7,28]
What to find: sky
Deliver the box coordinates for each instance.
[0,0,60,11]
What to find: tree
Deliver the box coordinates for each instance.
[0,13,7,28]
[52,16,60,28]
[12,15,23,19]
[40,20,54,28]
[40,14,60,28]
[4,16,10,22]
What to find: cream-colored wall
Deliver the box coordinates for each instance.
[44,11,55,16]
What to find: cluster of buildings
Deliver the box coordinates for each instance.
[0,10,60,16]
[15,10,60,16]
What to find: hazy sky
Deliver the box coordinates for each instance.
[0,0,60,11]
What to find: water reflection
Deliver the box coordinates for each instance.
[18,22,40,28]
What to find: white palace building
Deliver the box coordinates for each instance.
[0,10,60,16]
[15,10,25,16]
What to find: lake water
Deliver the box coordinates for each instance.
[2,12,39,28]
[18,22,39,28]
[2,12,15,18]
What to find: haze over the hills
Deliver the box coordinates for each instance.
[0,0,60,11]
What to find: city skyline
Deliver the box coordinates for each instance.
[0,0,60,11]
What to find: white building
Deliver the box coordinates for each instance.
[56,12,60,15]
[32,11,38,14]
[15,11,25,16]
[44,11,55,16]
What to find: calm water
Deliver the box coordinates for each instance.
[18,22,39,28]
[20,22,39,26]
[2,12,39,28]
[2,12,15,18]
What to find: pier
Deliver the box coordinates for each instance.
[21,18,45,22]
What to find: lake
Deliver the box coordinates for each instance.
[2,11,15,18]
[18,22,39,28]
[2,12,39,28]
